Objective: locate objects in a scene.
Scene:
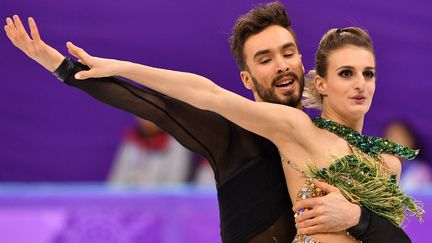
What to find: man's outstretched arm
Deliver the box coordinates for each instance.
[4,15,232,178]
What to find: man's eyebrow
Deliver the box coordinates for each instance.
[253,42,296,60]
[253,49,271,59]
[281,42,296,50]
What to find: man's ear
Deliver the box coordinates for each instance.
[240,71,254,91]
[299,54,305,74]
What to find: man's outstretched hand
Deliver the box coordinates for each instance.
[4,15,64,72]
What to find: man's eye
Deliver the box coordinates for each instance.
[260,59,271,64]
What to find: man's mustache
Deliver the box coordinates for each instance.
[272,71,299,85]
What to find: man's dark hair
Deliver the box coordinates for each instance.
[229,1,298,70]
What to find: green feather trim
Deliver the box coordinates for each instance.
[307,153,424,226]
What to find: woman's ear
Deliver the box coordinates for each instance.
[315,75,327,96]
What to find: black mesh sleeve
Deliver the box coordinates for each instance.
[348,207,411,242]
[54,58,231,180]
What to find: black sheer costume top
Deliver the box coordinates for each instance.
[53,58,411,243]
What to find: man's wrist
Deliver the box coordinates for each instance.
[44,53,66,73]
[52,57,75,82]
[347,206,371,238]
[348,204,361,228]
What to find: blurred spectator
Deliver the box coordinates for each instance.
[108,118,214,186]
[383,119,432,190]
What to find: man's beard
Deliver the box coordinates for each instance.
[251,71,304,108]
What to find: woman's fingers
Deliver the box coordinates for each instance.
[66,42,91,64]
[75,70,95,80]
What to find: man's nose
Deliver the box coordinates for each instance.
[275,56,289,73]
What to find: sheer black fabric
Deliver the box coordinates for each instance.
[54,58,411,242]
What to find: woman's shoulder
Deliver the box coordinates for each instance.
[381,154,402,177]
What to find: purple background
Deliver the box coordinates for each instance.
[0,1,431,242]
[0,0,431,181]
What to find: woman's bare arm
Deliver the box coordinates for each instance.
[67,42,315,147]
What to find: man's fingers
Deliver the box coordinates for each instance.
[297,224,322,235]
[6,17,14,29]
[5,18,19,46]
[12,15,31,41]
[296,216,320,229]
[312,179,338,194]
[5,17,17,38]
[293,197,321,211]
[294,208,317,223]
[4,25,12,39]
[28,17,41,41]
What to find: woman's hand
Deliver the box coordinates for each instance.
[66,42,126,80]
[4,15,64,72]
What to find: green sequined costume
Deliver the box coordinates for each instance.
[287,118,424,243]
[310,117,424,226]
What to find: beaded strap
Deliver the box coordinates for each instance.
[280,153,307,175]
[313,117,419,160]
[280,142,391,178]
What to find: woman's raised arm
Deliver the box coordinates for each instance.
[68,42,314,146]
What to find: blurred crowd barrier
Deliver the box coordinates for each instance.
[0,183,430,243]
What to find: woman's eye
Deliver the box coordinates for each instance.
[339,70,352,77]
[364,71,375,79]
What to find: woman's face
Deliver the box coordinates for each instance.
[321,45,376,120]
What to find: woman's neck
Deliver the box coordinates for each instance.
[320,110,364,133]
